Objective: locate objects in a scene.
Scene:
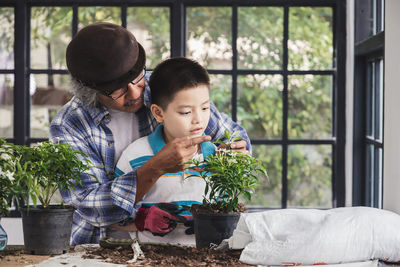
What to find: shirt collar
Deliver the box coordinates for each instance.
[72,96,109,126]
[148,123,165,154]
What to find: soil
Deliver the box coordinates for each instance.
[0,246,50,267]
[82,244,253,267]
[191,203,247,214]
[1,244,253,267]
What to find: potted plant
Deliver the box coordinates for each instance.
[0,139,93,255]
[0,138,17,251]
[0,139,28,250]
[186,130,267,249]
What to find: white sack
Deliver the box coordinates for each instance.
[227,207,400,266]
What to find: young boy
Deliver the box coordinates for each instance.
[114,57,215,245]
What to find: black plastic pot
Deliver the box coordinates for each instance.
[192,211,240,249]
[21,206,74,255]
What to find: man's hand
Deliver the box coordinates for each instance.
[219,140,249,154]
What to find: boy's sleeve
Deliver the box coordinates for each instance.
[115,147,134,178]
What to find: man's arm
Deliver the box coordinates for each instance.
[50,124,141,227]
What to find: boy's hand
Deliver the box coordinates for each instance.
[135,135,211,203]
[155,135,211,173]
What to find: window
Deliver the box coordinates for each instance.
[1,0,346,211]
[353,0,385,208]
[0,6,14,139]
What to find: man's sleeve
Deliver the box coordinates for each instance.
[206,101,252,152]
[49,125,141,227]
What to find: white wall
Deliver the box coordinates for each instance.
[1,218,23,245]
[383,0,400,214]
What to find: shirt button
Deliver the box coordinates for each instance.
[108,142,113,147]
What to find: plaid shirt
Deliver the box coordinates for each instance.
[49,73,251,245]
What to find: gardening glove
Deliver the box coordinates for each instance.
[159,203,196,235]
[134,203,187,237]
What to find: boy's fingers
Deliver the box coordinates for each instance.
[184,135,211,148]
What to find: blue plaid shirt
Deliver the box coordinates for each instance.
[49,74,251,245]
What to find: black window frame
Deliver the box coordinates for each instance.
[353,0,385,207]
[1,0,346,217]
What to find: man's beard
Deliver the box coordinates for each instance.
[124,91,144,107]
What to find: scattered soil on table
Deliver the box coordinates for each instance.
[82,244,254,267]
[0,248,50,267]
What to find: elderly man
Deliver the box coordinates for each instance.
[50,22,250,245]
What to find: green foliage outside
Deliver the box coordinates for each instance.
[187,7,334,207]
[0,5,334,208]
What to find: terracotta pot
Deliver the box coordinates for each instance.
[192,210,240,249]
[21,205,74,255]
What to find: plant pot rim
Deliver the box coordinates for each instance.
[21,205,75,212]
[192,210,241,217]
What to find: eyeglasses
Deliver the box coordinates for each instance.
[107,67,146,100]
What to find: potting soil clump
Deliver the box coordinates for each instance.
[81,243,253,266]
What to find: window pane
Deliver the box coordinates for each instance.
[376,59,384,140]
[0,74,13,137]
[127,7,170,69]
[288,7,333,70]
[355,0,374,42]
[30,74,71,138]
[78,7,121,29]
[210,74,231,117]
[242,145,282,208]
[31,7,72,70]
[366,144,374,206]
[238,75,283,139]
[366,62,375,138]
[238,7,283,70]
[187,7,232,69]
[0,7,14,69]
[288,145,332,208]
[376,147,383,208]
[288,75,332,139]
[373,0,384,34]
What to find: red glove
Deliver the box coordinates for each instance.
[134,205,186,236]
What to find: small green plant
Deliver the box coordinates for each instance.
[0,139,25,215]
[186,130,267,213]
[0,138,94,209]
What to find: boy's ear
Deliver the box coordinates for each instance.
[151,104,164,123]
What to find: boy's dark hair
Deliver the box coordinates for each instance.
[149,57,210,109]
